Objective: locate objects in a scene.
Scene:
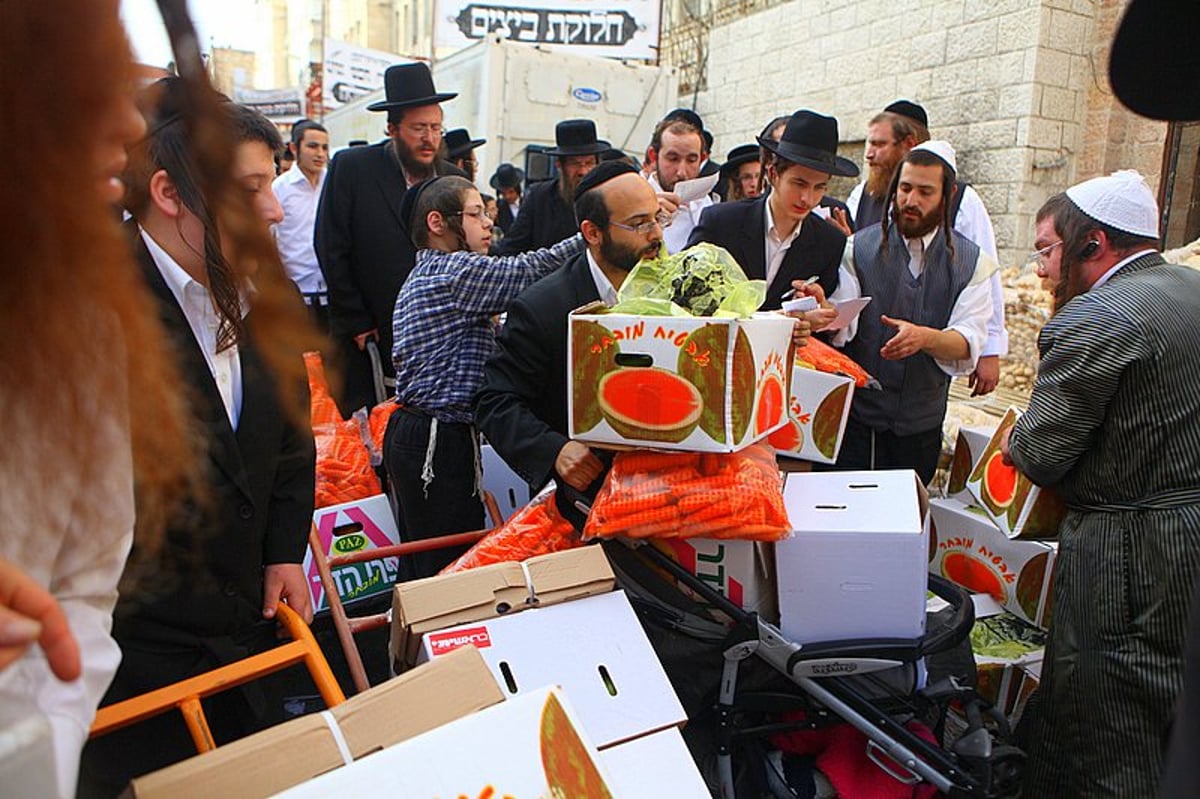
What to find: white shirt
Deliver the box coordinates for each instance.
[507,200,520,221]
[271,165,326,294]
[846,180,1007,357]
[831,227,998,377]
[1091,248,1157,291]
[764,197,805,287]
[647,173,713,255]
[586,249,619,307]
[141,228,244,428]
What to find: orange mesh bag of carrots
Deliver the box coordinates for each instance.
[314,417,381,508]
[440,488,583,574]
[368,398,402,453]
[583,443,789,542]
[796,338,880,390]
[304,351,343,428]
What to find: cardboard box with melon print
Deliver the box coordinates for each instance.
[769,361,855,464]
[273,686,623,799]
[965,407,1066,539]
[568,304,796,452]
[928,498,1056,628]
[944,424,995,502]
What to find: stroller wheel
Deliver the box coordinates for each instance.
[983,743,1025,798]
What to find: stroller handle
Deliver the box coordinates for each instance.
[921,573,976,657]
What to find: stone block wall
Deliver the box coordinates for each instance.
[664,0,1169,268]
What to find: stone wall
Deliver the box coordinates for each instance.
[663,0,1169,268]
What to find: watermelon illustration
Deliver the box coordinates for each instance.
[754,373,786,435]
[812,382,850,460]
[677,324,754,445]
[768,417,803,452]
[1015,551,1050,622]
[596,367,703,443]
[540,693,613,799]
[571,320,620,434]
[946,430,973,496]
[940,551,1007,603]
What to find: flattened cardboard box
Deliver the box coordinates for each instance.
[416,590,688,748]
[599,727,711,799]
[122,646,503,799]
[390,544,615,673]
[966,407,1065,539]
[569,306,795,452]
[770,363,854,465]
[273,686,620,799]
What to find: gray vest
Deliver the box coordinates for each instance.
[845,223,978,436]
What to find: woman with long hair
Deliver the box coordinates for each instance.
[0,1,196,795]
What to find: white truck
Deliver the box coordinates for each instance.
[322,34,678,183]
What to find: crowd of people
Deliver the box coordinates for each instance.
[2,0,1200,797]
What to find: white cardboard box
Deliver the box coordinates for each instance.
[965,408,1065,539]
[945,425,995,501]
[599,728,710,799]
[270,686,620,799]
[304,493,400,613]
[416,590,687,748]
[568,308,795,452]
[771,366,855,465]
[778,470,928,645]
[655,537,778,622]
[929,498,1056,628]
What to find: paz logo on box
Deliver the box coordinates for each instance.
[428,626,492,657]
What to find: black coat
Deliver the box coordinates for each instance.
[687,196,847,310]
[114,231,315,646]
[475,251,599,492]
[495,199,518,235]
[491,178,576,255]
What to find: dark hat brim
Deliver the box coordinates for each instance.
[1110,0,1200,121]
[719,150,761,178]
[757,135,859,178]
[447,138,487,159]
[490,169,525,189]
[367,92,458,112]
[545,139,611,157]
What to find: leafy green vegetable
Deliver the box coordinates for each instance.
[970,612,1046,659]
[611,242,766,318]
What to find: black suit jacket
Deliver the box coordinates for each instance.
[687,196,847,310]
[115,230,315,646]
[495,199,517,235]
[491,178,576,255]
[475,251,599,492]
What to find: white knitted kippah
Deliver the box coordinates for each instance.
[1065,169,1159,238]
[910,140,957,174]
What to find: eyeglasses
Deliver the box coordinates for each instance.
[610,211,671,236]
[1023,240,1063,270]
[403,123,444,138]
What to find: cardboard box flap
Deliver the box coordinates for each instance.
[125,647,502,799]
[784,469,924,535]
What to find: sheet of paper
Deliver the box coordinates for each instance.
[672,172,720,204]
[825,296,872,331]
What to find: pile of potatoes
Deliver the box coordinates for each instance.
[999,266,1054,394]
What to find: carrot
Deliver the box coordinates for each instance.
[616,450,701,474]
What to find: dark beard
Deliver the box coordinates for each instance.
[392,137,435,182]
[600,230,658,273]
[866,162,896,199]
[558,173,580,208]
[1052,263,1088,314]
[894,202,943,239]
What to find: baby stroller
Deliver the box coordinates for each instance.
[600,538,1024,798]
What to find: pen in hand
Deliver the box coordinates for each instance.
[780,274,821,301]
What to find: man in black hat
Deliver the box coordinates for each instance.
[842,99,1007,397]
[687,109,855,310]
[490,162,524,235]
[492,118,607,255]
[720,143,762,202]
[445,128,485,183]
[476,161,663,526]
[830,141,997,485]
[315,62,463,414]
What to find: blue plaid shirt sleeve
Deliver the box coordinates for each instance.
[448,234,584,315]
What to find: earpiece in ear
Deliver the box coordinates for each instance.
[1081,239,1100,259]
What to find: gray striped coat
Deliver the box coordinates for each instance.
[1009,252,1200,797]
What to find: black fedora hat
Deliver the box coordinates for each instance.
[757,110,859,178]
[545,119,609,157]
[719,144,760,177]
[489,162,524,190]
[1110,0,1200,121]
[444,128,486,160]
[367,62,456,113]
